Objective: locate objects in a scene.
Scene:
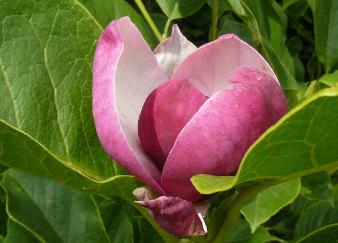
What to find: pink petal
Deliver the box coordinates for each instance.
[93,17,168,194]
[172,34,278,97]
[154,25,197,78]
[138,79,207,168]
[161,67,288,201]
[136,196,206,236]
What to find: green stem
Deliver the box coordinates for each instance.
[162,18,172,39]
[135,0,163,42]
[211,0,218,40]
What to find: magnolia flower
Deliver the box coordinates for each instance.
[93,17,288,236]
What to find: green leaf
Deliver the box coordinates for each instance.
[238,0,305,105]
[296,223,338,243]
[0,187,7,237]
[0,0,141,198]
[136,218,164,243]
[192,86,338,194]
[79,0,157,47]
[156,0,207,20]
[319,69,338,86]
[227,0,247,17]
[96,199,134,243]
[4,219,39,243]
[241,179,301,233]
[308,0,338,73]
[227,218,281,243]
[294,201,338,240]
[218,16,253,44]
[301,172,334,205]
[1,169,110,243]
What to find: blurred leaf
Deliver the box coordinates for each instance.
[136,218,164,243]
[79,0,157,47]
[294,201,338,240]
[228,218,281,243]
[218,16,253,44]
[241,179,300,233]
[4,219,39,243]
[238,0,305,105]
[306,55,323,81]
[192,86,338,194]
[284,0,309,20]
[266,196,310,240]
[206,0,230,17]
[227,0,247,17]
[156,0,206,20]
[301,172,334,205]
[319,69,338,86]
[151,13,167,33]
[296,223,338,243]
[0,187,6,237]
[1,169,110,243]
[308,0,338,73]
[96,199,134,243]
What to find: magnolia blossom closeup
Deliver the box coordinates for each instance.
[93,17,288,236]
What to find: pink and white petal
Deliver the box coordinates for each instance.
[154,25,197,78]
[171,34,278,97]
[161,67,288,201]
[136,196,206,236]
[93,17,167,194]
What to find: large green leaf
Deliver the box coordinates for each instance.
[308,0,338,73]
[296,223,338,243]
[156,0,206,20]
[79,0,157,47]
[1,169,110,243]
[0,0,140,197]
[241,179,300,233]
[192,86,338,194]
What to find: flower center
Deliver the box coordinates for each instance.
[138,79,207,169]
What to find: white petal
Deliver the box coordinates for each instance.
[154,25,197,78]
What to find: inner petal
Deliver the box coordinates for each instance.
[138,79,207,168]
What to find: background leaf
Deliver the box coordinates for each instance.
[4,219,39,243]
[79,0,157,47]
[155,0,207,20]
[238,0,306,106]
[241,179,301,233]
[96,198,134,243]
[308,0,338,73]
[301,172,334,205]
[1,169,110,243]
[294,201,338,240]
[296,223,338,243]
[227,218,281,243]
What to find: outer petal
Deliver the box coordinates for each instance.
[154,25,197,78]
[161,67,288,201]
[93,17,167,194]
[136,196,206,236]
[172,34,278,97]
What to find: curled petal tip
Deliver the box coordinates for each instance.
[138,196,206,236]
